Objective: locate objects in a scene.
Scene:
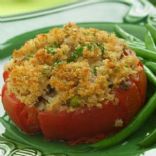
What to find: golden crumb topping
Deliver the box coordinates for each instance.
[5,23,141,111]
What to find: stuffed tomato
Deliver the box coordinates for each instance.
[1,23,147,144]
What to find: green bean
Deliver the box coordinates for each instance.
[129,65,156,148]
[127,41,145,46]
[144,61,156,73]
[127,42,145,49]
[145,31,156,51]
[91,92,156,149]
[129,45,156,62]
[115,25,143,43]
[145,24,156,42]
[144,65,156,86]
[139,128,156,147]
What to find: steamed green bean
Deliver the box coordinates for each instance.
[139,128,156,147]
[129,45,156,62]
[115,25,143,43]
[146,24,156,42]
[145,31,156,51]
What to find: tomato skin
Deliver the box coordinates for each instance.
[1,67,147,143]
[116,82,141,121]
[132,69,147,105]
[2,84,40,134]
[3,71,9,81]
[39,104,125,142]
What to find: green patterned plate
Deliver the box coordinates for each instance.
[0,22,156,156]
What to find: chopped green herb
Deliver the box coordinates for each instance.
[67,43,105,62]
[53,42,59,47]
[23,53,34,60]
[45,47,57,55]
[86,44,94,51]
[53,60,63,67]
[68,46,83,62]
[86,43,105,55]
[93,66,97,75]
[69,96,80,107]
[97,44,105,55]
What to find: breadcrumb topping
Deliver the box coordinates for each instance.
[5,23,141,111]
[114,119,124,127]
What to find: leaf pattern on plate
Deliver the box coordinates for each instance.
[9,148,42,156]
[0,141,15,156]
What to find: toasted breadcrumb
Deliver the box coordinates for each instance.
[114,119,124,127]
[5,23,141,111]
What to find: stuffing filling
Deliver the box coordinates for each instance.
[5,23,141,111]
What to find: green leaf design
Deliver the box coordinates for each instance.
[10,148,42,156]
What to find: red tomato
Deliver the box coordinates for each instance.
[2,84,40,134]
[132,69,147,104]
[3,71,9,81]
[38,81,142,143]
[1,67,147,143]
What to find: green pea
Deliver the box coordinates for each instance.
[70,96,80,107]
